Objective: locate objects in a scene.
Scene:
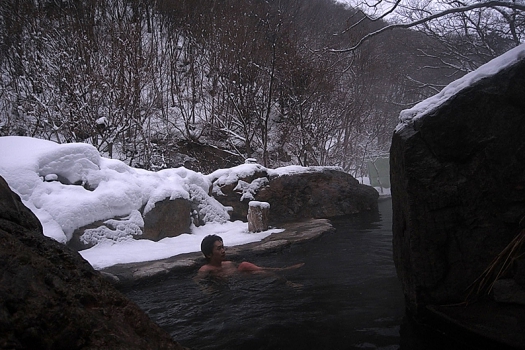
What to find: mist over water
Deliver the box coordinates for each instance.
[125,199,405,350]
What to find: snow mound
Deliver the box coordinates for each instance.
[0,136,337,269]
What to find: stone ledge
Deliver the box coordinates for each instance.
[100,218,334,287]
[426,301,525,349]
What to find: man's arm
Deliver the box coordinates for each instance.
[237,261,262,272]
[237,262,304,273]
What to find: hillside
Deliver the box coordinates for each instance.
[0,0,510,175]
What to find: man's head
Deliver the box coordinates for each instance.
[201,234,223,262]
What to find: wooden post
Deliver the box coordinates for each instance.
[247,201,270,232]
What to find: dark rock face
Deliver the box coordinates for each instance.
[0,176,186,350]
[142,198,192,241]
[172,140,244,174]
[214,169,379,222]
[258,170,379,222]
[391,58,525,313]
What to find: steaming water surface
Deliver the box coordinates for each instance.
[125,198,405,350]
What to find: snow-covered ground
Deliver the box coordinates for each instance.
[0,136,345,269]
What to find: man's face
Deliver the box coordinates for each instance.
[209,240,225,262]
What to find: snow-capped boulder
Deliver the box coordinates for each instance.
[210,165,379,222]
[257,169,378,222]
[391,45,525,314]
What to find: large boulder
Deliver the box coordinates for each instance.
[213,168,379,222]
[69,198,192,250]
[0,176,186,350]
[257,170,379,222]
[142,198,192,241]
[391,54,525,313]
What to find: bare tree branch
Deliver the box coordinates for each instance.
[340,0,403,35]
[328,1,525,53]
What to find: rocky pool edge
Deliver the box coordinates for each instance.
[99,218,335,288]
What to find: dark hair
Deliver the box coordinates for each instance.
[201,234,223,261]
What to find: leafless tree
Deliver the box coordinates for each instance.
[331,1,524,63]
[3,0,492,175]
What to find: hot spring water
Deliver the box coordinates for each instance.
[125,199,407,349]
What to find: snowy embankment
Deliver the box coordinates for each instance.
[0,136,344,269]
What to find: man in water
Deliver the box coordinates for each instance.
[197,234,303,277]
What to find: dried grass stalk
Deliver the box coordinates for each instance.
[464,228,525,304]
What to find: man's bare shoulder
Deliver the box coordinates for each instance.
[198,264,215,273]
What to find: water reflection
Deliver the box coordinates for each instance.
[125,198,406,350]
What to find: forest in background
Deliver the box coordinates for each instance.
[0,0,521,175]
